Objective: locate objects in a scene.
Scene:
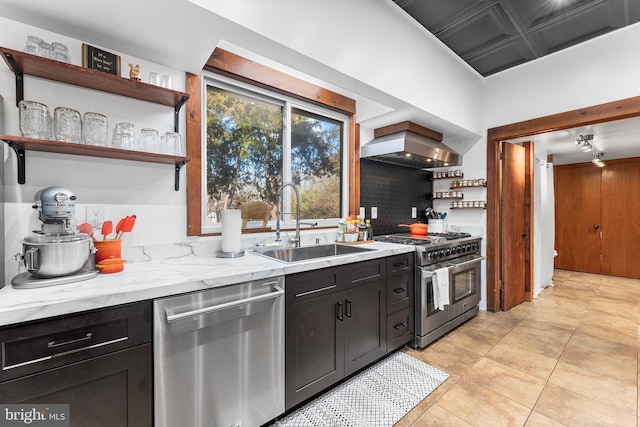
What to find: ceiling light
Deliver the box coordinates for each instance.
[592,152,605,167]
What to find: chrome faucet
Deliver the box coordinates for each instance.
[275,182,316,247]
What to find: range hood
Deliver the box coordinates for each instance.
[360,122,462,169]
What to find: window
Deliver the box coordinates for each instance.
[202,75,347,233]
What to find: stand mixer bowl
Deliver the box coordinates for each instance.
[19,233,92,278]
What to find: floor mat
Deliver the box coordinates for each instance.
[274,351,448,427]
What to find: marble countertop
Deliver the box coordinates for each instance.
[0,242,413,327]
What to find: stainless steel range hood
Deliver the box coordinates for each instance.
[361,130,462,168]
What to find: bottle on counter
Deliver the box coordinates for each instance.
[365,220,372,241]
[337,219,346,242]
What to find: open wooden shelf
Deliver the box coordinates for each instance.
[2,135,191,190]
[1,47,189,108]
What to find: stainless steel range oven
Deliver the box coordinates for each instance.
[375,233,484,349]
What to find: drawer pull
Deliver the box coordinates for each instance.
[47,333,93,349]
[394,322,407,330]
[393,287,406,293]
[393,262,405,268]
[296,284,336,298]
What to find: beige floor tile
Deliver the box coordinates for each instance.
[464,358,546,408]
[548,365,637,414]
[524,411,568,427]
[411,404,473,427]
[485,340,558,381]
[559,345,637,385]
[519,306,581,329]
[439,327,501,356]
[496,324,570,360]
[534,383,636,427]
[574,321,638,347]
[437,377,531,426]
[568,328,637,362]
[587,298,640,322]
[412,339,482,376]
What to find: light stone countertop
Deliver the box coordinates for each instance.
[0,242,413,327]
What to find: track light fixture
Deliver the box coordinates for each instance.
[575,134,604,167]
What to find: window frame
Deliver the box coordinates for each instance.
[200,73,349,234]
[186,48,359,236]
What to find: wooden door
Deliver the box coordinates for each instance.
[554,164,602,273]
[601,160,640,278]
[501,142,527,310]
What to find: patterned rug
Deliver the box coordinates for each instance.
[274,351,448,427]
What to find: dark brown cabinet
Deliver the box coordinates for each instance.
[285,257,395,409]
[385,254,414,352]
[0,301,152,427]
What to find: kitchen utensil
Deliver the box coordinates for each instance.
[116,215,136,240]
[18,233,92,278]
[96,255,126,274]
[398,223,428,235]
[101,220,113,240]
[94,239,122,264]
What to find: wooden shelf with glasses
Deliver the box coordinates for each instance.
[1,135,191,190]
[0,46,189,131]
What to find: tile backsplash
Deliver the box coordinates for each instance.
[359,159,432,235]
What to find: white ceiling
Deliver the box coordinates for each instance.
[509,115,640,165]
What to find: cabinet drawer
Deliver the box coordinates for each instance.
[344,258,386,289]
[387,271,414,314]
[286,267,344,304]
[387,307,413,351]
[0,301,151,382]
[386,253,413,276]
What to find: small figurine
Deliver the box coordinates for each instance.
[234,198,271,228]
[128,63,141,81]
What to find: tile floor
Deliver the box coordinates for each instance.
[398,269,640,427]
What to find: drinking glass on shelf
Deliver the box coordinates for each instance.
[139,128,159,152]
[112,122,135,149]
[19,100,50,139]
[161,75,172,89]
[52,42,70,63]
[37,41,54,59]
[83,112,108,146]
[54,107,82,143]
[164,131,182,155]
[149,72,160,86]
[23,36,42,55]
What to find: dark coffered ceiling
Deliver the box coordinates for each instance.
[393,0,640,76]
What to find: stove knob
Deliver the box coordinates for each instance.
[467,244,473,252]
[438,249,446,258]
[428,252,435,260]
[461,245,466,252]
[456,246,462,253]
[444,248,451,256]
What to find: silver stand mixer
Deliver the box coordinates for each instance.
[12,186,98,289]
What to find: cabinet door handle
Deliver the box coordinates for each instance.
[345,300,352,318]
[393,287,406,293]
[47,332,93,349]
[336,302,344,321]
[394,322,407,330]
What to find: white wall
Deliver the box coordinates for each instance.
[484,22,640,129]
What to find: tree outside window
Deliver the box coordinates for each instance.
[205,81,344,227]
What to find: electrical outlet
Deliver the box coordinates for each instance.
[86,205,105,228]
[411,207,417,218]
[359,206,365,218]
[371,206,378,219]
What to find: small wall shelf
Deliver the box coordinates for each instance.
[2,136,190,191]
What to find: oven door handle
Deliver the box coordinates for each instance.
[453,256,485,269]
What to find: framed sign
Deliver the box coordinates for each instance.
[82,43,121,76]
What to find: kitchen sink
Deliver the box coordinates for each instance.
[252,243,375,263]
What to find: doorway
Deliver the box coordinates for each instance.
[486,95,640,312]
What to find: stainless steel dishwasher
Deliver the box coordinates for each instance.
[153,277,285,427]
